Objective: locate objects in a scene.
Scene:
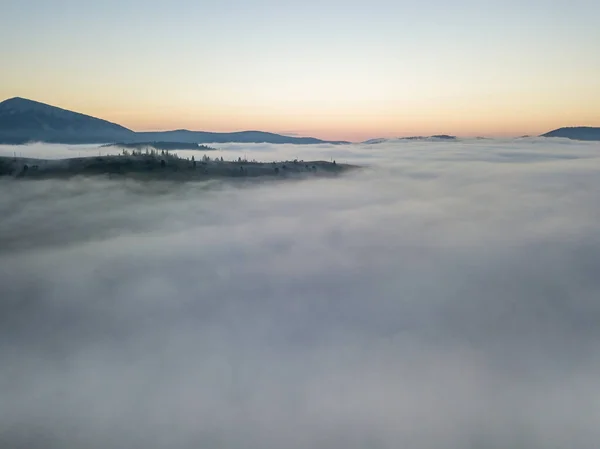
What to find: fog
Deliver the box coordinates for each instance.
[2,138,600,448]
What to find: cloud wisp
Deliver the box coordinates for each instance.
[2,139,600,448]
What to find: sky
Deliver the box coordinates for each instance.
[3,139,600,448]
[1,0,599,140]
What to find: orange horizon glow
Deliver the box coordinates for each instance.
[2,90,600,142]
[3,83,597,141]
[105,109,600,142]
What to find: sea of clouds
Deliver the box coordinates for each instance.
[2,138,600,448]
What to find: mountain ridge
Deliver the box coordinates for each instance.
[363,135,457,144]
[0,97,135,144]
[540,127,600,141]
[4,97,599,144]
[0,97,349,145]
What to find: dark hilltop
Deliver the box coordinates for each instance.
[541,127,600,141]
[0,151,357,181]
[103,141,218,151]
[0,97,350,145]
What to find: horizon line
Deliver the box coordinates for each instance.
[1,96,597,143]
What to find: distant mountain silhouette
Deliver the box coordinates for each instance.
[132,130,348,145]
[0,97,134,144]
[362,138,389,144]
[401,134,456,141]
[363,135,457,144]
[0,97,349,145]
[541,127,600,141]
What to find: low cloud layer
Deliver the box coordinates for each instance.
[2,139,600,448]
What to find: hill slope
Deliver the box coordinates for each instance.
[0,154,356,180]
[541,127,600,141]
[0,97,135,144]
[0,97,349,145]
[133,130,348,145]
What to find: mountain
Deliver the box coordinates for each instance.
[362,138,389,144]
[0,97,135,144]
[0,97,349,145]
[541,127,600,141]
[362,135,457,144]
[399,135,456,141]
[132,130,348,145]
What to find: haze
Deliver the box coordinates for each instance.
[1,0,600,140]
[2,139,600,448]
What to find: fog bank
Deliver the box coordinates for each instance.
[2,138,600,448]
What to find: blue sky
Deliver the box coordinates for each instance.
[1,0,599,140]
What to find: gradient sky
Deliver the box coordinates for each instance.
[1,0,599,141]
